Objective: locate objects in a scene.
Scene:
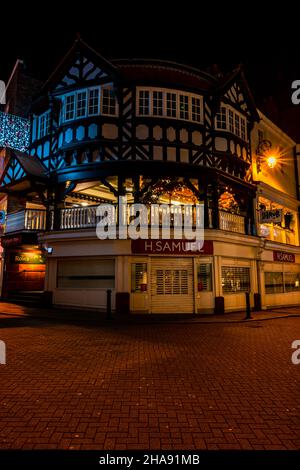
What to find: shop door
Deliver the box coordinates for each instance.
[151,258,194,313]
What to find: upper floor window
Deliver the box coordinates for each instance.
[153,91,163,116]
[179,95,189,120]
[166,92,177,118]
[139,90,150,116]
[215,104,247,141]
[38,111,51,138]
[216,107,227,130]
[62,85,116,123]
[65,95,75,121]
[191,97,201,123]
[137,87,203,123]
[102,86,117,116]
[88,88,100,116]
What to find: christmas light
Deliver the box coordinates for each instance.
[0,111,30,151]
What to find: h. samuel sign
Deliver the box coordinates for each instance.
[273,251,295,263]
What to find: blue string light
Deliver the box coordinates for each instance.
[0,111,30,152]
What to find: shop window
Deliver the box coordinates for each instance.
[221,266,250,294]
[264,272,284,294]
[197,264,212,291]
[57,259,115,288]
[284,272,300,292]
[131,263,147,292]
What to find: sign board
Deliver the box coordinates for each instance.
[131,239,213,255]
[273,251,295,263]
[9,252,46,265]
[260,209,282,224]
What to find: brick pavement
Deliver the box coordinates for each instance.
[0,314,299,450]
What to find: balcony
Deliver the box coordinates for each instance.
[5,209,46,234]
[3,206,247,236]
[219,210,245,234]
[59,205,246,234]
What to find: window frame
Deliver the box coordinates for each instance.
[38,110,51,139]
[221,265,251,294]
[62,86,108,123]
[136,87,204,123]
[101,85,118,116]
[215,104,248,141]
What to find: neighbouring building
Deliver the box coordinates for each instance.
[0,60,42,296]
[0,38,299,313]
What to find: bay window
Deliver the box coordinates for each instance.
[137,87,203,123]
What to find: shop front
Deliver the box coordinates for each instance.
[1,233,45,297]
[259,248,300,309]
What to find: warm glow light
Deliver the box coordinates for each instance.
[266,155,277,169]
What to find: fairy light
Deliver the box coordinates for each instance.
[0,111,30,151]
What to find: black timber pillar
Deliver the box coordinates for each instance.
[210,182,220,229]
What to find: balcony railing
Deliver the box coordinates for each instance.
[3,207,247,236]
[60,206,98,229]
[5,209,46,233]
[59,205,246,234]
[219,210,245,234]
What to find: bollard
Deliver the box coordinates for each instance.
[245,292,252,320]
[106,289,112,320]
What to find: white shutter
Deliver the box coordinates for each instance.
[151,258,194,313]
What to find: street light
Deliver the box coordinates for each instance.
[266,155,277,169]
[256,139,279,173]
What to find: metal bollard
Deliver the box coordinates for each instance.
[106,289,112,320]
[245,292,252,320]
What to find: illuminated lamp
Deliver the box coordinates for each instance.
[266,155,277,169]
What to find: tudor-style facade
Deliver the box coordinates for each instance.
[0,38,299,313]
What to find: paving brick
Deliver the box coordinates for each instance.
[0,314,299,449]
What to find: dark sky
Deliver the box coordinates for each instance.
[1,4,299,104]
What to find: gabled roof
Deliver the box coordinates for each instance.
[215,65,260,121]
[42,36,119,93]
[0,150,48,189]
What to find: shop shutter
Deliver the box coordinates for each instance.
[150,258,194,313]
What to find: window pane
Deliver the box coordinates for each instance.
[57,259,115,288]
[131,263,148,292]
[65,95,75,121]
[221,266,250,294]
[241,118,246,140]
[216,106,227,129]
[179,95,189,120]
[235,114,240,137]
[138,90,150,115]
[39,112,50,138]
[153,91,163,116]
[191,97,201,122]
[197,264,212,291]
[264,272,284,294]
[284,272,300,292]
[76,91,87,118]
[102,87,116,115]
[166,92,177,117]
[228,109,234,132]
[88,88,100,116]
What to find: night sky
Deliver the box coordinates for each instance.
[1,5,299,106]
